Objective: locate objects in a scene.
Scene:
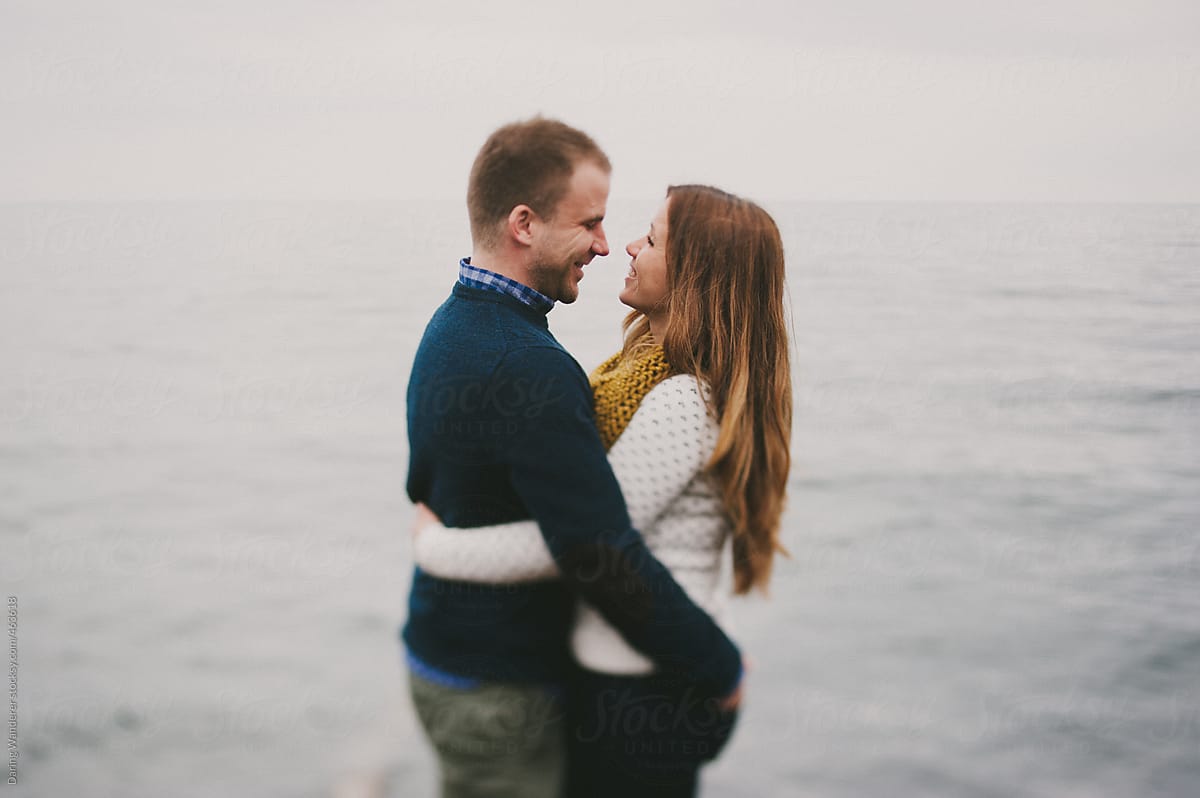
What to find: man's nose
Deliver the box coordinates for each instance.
[592,225,609,257]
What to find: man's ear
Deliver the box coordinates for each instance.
[506,205,537,247]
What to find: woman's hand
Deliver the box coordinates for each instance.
[411,502,441,538]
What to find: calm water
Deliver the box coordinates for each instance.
[1,201,1197,797]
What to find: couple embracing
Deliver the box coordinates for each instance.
[402,117,792,798]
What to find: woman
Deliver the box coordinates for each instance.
[413,184,792,797]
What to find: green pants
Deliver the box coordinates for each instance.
[409,671,566,798]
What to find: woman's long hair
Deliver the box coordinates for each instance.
[620,185,792,594]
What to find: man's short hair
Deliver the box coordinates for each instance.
[467,117,611,249]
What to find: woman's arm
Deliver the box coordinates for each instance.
[607,374,719,531]
[414,516,559,582]
[413,374,718,582]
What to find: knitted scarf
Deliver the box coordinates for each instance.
[589,344,674,450]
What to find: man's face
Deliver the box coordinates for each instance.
[529,160,611,304]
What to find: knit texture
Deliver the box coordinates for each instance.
[404,282,742,695]
[414,373,732,675]
[589,345,674,450]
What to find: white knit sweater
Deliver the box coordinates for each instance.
[413,373,734,675]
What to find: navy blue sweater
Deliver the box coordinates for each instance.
[402,282,742,698]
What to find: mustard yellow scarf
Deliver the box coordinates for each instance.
[589,345,674,450]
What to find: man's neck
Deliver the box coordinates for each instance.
[469,250,535,291]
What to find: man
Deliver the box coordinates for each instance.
[402,117,743,798]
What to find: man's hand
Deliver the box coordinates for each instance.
[411,502,440,538]
[718,680,743,712]
[718,654,752,712]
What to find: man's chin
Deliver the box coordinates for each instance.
[556,280,581,304]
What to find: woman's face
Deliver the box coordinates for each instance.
[620,198,670,321]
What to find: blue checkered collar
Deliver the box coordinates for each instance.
[457,258,555,315]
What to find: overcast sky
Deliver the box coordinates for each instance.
[3,0,1197,202]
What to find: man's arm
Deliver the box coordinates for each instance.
[489,346,742,699]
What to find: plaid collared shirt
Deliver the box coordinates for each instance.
[457,258,554,315]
